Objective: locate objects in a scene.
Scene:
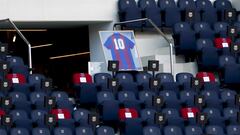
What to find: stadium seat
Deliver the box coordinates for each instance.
[203,108,226,127]
[205,125,225,135]
[138,91,155,108]
[173,22,191,34]
[10,128,29,135]
[162,108,184,127]
[6,73,30,95]
[10,110,32,129]
[30,92,47,110]
[222,64,240,85]
[214,22,229,37]
[214,37,232,55]
[223,107,239,124]
[118,91,141,111]
[159,90,181,109]
[180,107,199,124]
[54,127,73,135]
[72,73,93,86]
[51,91,74,110]
[116,72,134,84]
[201,90,223,109]
[76,127,94,135]
[196,39,214,53]
[198,47,219,70]
[6,56,24,67]
[176,72,193,90]
[220,89,237,107]
[119,108,139,121]
[143,126,161,135]
[226,125,240,135]
[158,0,181,27]
[50,109,75,129]
[28,74,46,91]
[138,0,162,27]
[180,90,197,107]
[140,108,156,125]
[73,108,90,126]
[31,110,48,127]
[123,118,143,135]
[120,82,139,96]
[99,100,119,122]
[214,0,233,21]
[135,72,152,90]
[178,0,200,24]
[9,92,31,112]
[77,83,97,105]
[218,55,236,69]
[97,126,115,135]
[94,73,111,90]
[97,91,115,104]
[32,128,50,135]
[164,126,183,135]
[118,0,142,28]
[196,0,217,25]
[185,126,203,135]
[194,22,215,39]
[156,73,179,92]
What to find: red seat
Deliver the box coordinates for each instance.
[6,73,26,84]
[196,72,216,83]
[72,73,93,85]
[181,107,199,120]
[50,109,71,120]
[0,109,6,118]
[119,108,139,121]
[214,38,231,49]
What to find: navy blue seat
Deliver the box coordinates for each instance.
[201,90,223,109]
[31,110,47,127]
[205,125,225,135]
[28,74,46,91]
[51,91,74,110]
[222,64,240,85]
[99,100,119,122]
[214,0,233,21]
[203,108,226,127]
[196,0,217,25]
[180,90,197,107]
[162,108,184,127]
[78,83,97,105]
[227,125,240,135]
[159,90,181,109]
[124,118,143,135]
[194,22,215,39]
[54,127,73,135]
[164,126,183,135]
[73,108,90,126]
[118,91,141,111]
[138,91,155,108]
[9,92,31,112]
[30,92,47,110]
[223,107,239,124]
[136,72,152,90]
[0,129,7,135]
[140,109,156,125]
[94,73,111,91]
[218,55,236,69]
[76,127,94,135]
[138,0,161,27]
[214,22,228,37]
[176,72,193,90]
[158,0,181,27]
[196,39,214,53]
[11,128,29,135]
[97,91,115,104]
[97,126,115,135]
[143,126,161,135]
[32,128,50,135]
[185,126,203,135]
[198,47,219,70]
[221,89,237,107]
[10,110,32,130]
[118,0,142,28]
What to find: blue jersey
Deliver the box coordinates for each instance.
[104,32,136,70]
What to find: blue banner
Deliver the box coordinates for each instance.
[99,31,143,71]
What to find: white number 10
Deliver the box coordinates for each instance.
[113,38,125,50]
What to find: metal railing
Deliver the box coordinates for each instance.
[0,18,32,74]
[113,18,174,74]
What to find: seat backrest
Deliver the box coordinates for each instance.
[196,0,213,10]
[203,108,222,118]
[76,127,94,135]
[30,92,46,103]
[140,109,156,121]
[31,110,47,122]
[116,73,134,83]
[214,0,232,10]
[97,91,115,103]
[32,128,50,135]
[73,109,90,122]
[139,91,155,102]
[219,55,236,68]
[206,125,225,135]
[94,73,111,84]
[158,0,177,9]
[11,128,29,135]
[0,129,7,135]
[162,108,180,119]
[180,107,199,120]
[72,73,92,85]
[214,22,228,33]
[159,90,178,101]
[156,73,174,83]
[28,74,45,86]
[185,126,203,135]
[97,126,115,135]
[164,126,183,135]
[214,37,231,49]
[118,0,138,11]
[227,125,240,135]
[194,22,212,32]
[135,72,152,85]
[143,126,161,135]
[201,90,219,101]
[174,22,191,34]
[118,91,136,102]
[221,89,236,101]
[7,73,26,84]
[178,0,196,10]
[180,90,197,102]
[139,0,157,9]
[223,107,238,118]
[7,56,24,67]
[51,91,69,101]
[176,72,193,85]
[9,92,27,102]
[196,39,214,51]
[50,109,72,120]
[196,72,216,83]
[54,127,73,135]
[119,108,139,121]
[10,110,29,120]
